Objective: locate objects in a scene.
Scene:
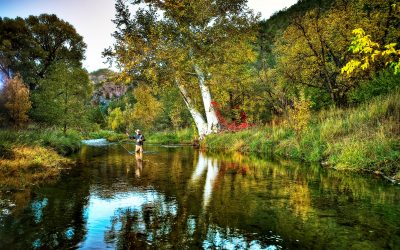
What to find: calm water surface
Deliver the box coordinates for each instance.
[0,144,399,249]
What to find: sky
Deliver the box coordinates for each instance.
[0,0,298,73]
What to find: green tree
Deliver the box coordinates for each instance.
[0,17,30,79]
[158,87,192,130]
[254,0,337,114]
[31,62,92,133]
[0,14,86,89]
[3,74,31,127]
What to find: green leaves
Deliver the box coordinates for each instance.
[31,62,92,132]
[0,14,86,89]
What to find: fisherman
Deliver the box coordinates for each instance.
[126,129,145,154]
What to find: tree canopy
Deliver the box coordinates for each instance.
[31,62,92,133]
[104,0,258,137]
[0,14,86,89]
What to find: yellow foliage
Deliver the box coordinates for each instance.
[0,146,72,189]
[126,85,162,131]
[288,95,312,134]
[3,74,31,126]
[108,107,125,131]
[342,1,400,75]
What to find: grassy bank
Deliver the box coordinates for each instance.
[202,92,400,179]
[0,146,73,190]
[0,128,81,156]
[0,128,80,190]
[146,128,195,144]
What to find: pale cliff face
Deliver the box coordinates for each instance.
[89,69,128,104]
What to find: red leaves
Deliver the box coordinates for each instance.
[211,100,253,131]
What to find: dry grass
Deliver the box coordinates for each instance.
[0,146,73,190]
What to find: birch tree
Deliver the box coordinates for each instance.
[104,0,257,138]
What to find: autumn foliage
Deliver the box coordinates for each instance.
[287,96,312,134]
[3,74,31,127]
[211,101,253,131]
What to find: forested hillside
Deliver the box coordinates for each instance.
[256,0,399,113]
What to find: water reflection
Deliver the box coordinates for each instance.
[0,144,399,249]
[135,152,143,178]
[202,158,219,209]
[191,152,207,182]
[79,190,178,249]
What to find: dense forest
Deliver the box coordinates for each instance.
[0,0,399,183]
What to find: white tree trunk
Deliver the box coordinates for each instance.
[176,81,208,139]
[194,65,220,134]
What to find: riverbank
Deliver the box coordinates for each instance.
[146,128,195,144]
[201,92,400,181]
[0,129,80,190]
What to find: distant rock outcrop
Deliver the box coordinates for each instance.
[90,69,128,104]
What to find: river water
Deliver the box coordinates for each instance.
[0,144,399,249]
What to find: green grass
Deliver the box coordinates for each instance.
[0,127,79,190]
[146,128,195,144]
[0,128,81,155]
[202,91,400,179]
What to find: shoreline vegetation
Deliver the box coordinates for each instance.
[0,128,80,190]
[85,128,195,145]
[1,90,399,191]
[201,91,400,182]
[86,90,400,182]
[0,127,196,190]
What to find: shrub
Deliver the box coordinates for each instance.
[287,94,312,134]
[0,146,72,190]
[349,69,400,104]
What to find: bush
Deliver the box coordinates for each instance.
[86,130,126,142]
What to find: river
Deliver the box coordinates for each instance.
[0,144,399,249]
